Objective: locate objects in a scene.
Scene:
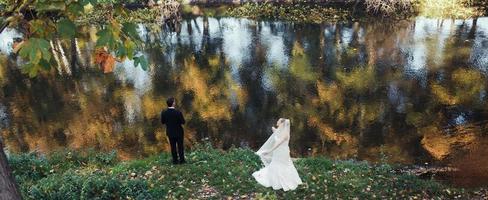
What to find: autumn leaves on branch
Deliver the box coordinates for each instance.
[1,0,153,76]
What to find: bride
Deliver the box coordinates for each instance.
[252,118,302,191]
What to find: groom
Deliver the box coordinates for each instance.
[161,97,186,164]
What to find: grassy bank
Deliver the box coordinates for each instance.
[223,0,486,23]
[225,3,353,23]
[8,143,486,199]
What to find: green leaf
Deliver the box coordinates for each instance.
[134,56,141,69]
[96,28,116,49]
[133,56,148,71]
[39,45,51,61]
[39,59,51,70]
[19,38,51,65]
[21,63,41,78]
[124,40,136,59]
[116,42,127,58]
[122,23,140,41]
[30,50,41,64]
[57,19,76,39]
[67,3,84,15]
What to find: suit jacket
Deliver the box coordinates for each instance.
[161,108,185,138]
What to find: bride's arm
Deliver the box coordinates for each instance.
[263,134,289,154]
[264,119,290,153]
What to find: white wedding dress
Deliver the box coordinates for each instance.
[252,118,302,191]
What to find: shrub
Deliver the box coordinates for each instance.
[8,153,50,183]
[24,170,158,200]
[419,0,483,18]
[365,0,417,17]
[120,179,154,200]
[48,150,90,172]
[80,173,122,200]
[226,2,351,23]
[89,150,119,166]
[27,172,84,200]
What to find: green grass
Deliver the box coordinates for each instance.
[8,143,484,199]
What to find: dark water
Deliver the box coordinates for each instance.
[1,16,488,179]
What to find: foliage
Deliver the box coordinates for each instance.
[225,0,485,21]
[419,0,484,18]
[0,0,153,77]
[17,38,52,77]
[365,0,418,17]
[8,144,485,199]
[363,0,483,18]
[8,153,50,184]
[226,3,351,24]
[76,5,176,25]
[0,0,11,10]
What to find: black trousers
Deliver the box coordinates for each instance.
[168,136,185,163]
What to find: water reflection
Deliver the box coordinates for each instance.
[1,17,488,175]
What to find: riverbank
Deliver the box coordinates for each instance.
[72,0,488,26]
[8,143,487,199]
[222,0,486,23]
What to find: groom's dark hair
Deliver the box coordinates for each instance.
[167,97,175,107]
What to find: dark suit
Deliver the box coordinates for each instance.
[161,108,186,163]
